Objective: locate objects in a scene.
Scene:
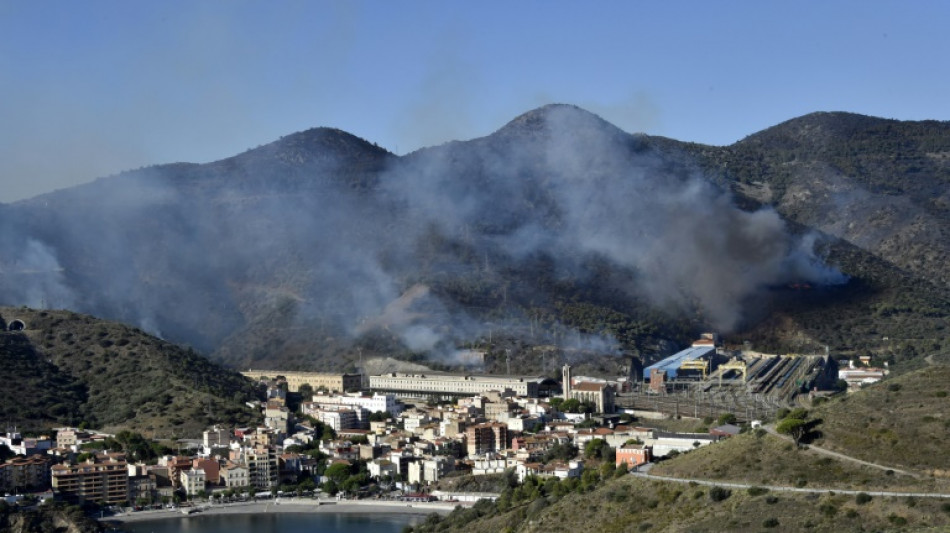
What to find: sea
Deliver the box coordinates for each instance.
[120,512,422,533]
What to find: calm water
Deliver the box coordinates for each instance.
[120,512,421,533]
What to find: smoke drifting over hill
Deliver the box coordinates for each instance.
[0,105,845,364]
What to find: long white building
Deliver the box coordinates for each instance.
[309,392,402,416]
[369,372,553,398]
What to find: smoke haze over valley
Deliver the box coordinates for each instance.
[1,105,947,372]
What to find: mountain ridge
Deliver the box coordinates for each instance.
[0,105,947,373]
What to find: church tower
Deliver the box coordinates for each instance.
[562,364,572,400]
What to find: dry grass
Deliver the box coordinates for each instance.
[810,363,950,474]
[652,431,950,493]
[497,476,950,533]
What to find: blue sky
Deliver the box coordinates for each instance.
[2,1,948,202]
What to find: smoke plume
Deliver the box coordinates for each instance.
[0,105,845,364]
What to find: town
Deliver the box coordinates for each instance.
[1,333,875,517]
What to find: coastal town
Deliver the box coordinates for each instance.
[0,333,867,524]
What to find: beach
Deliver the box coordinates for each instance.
[106,498,458,525]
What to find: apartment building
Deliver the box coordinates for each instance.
[245,446,278,489]
[51,454,129,505]
[466,422,509,456]
[0,455,52,492]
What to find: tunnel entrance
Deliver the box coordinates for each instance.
[8,319,26,331]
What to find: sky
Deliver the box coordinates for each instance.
[1,1,949,203]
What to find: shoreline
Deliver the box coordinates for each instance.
[104,499,458,524]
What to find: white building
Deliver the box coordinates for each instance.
[516,459,584,483]
[647,432,720,457]
[181,468,206,496]
[316,409,360,432]
[407,457,454,485]
[401,412,431,433]
[370,372,548,398]
[472,454,512,475]
[311,392,402,416]
[220,464,249,488]
[203,426,231,449]
[368,459,397,480]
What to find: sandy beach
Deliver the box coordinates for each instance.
[106,498,458,524]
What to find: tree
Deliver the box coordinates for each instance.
[298,383,314,398]
[298,477,316,492]
[325,463,352,485]
[584,438,608,460]
[787,408,808,420]
[369,411,390,422]
[561,398,581,413]
[776,417,807,444]
[717,413,737,425]
[322,479,339,496]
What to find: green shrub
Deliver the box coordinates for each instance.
[708,486,731,502]
[747,486,769,497]
[762,518,780,528]
[855,492,872,505]
[887,514,907,526]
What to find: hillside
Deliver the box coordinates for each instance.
[682,112,950,288]
[0,307,261,437]
[809,363,950,473]
[650,363,950,483]
[0,105,948,374]
[411,474,950,533]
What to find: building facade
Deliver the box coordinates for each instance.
[245,446,278,489]
[0,455,52,493]
[466,422,509,456]
[615,444,652,469]
[370,372,547,398]
[220,464,249,488]
[241,370,361,393]
[51,455,129,505]
[180,468,206,497]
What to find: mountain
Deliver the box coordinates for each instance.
[0,307,261,436]
[683,111,950,288]
[0,105,948,374]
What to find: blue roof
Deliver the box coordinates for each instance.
[644,345,715,379]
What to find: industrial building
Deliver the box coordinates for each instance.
[644,345,717,386]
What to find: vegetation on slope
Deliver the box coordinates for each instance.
[678,112,950,289]
[0,307,261,437]
[412,474,950,533]
[809,363,950,473]
[651,431,950,493]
